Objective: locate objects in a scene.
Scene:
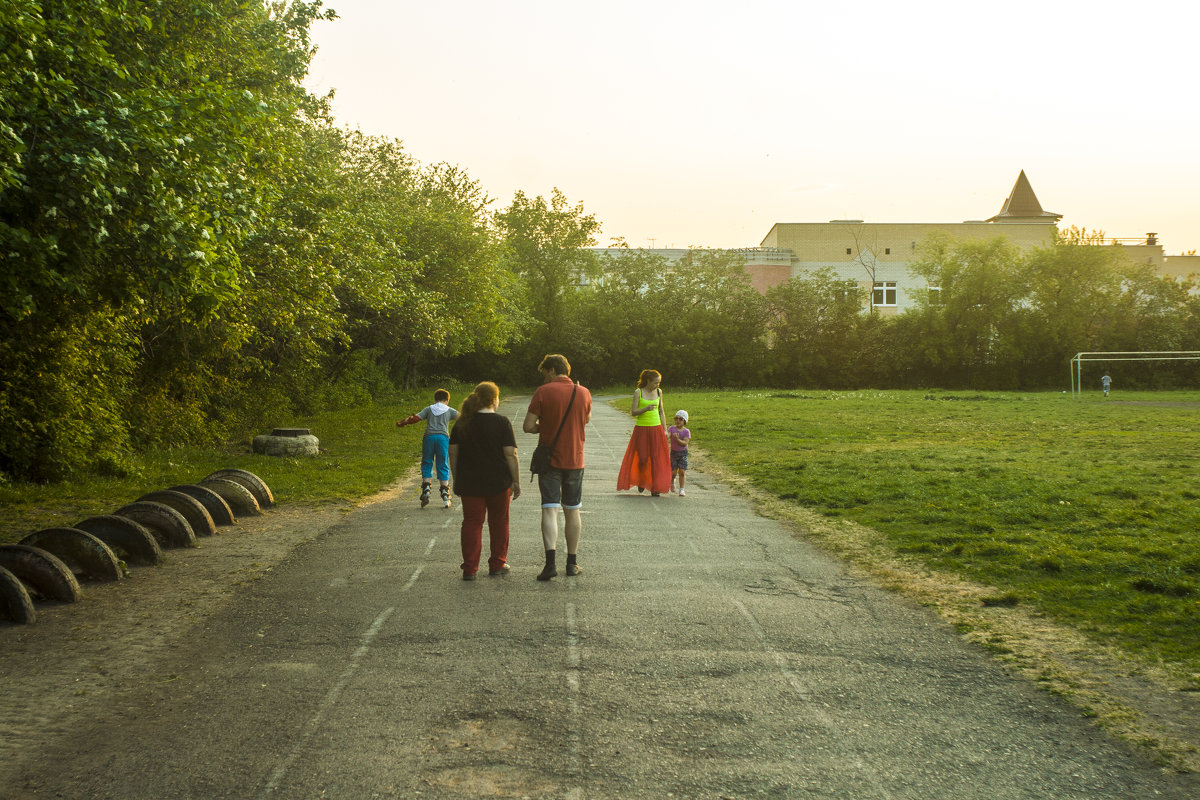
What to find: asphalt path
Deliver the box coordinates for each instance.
[8,397,1198,799]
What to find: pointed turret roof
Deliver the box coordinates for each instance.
[987,170,1061,223]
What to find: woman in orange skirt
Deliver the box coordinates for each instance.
[616,369,672,496]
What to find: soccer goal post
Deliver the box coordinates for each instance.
[1069,351,1200,397]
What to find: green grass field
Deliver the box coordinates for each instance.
[667,388,1200,676]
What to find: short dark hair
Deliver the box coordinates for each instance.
[434,388,450,402]
[539,354,571,376]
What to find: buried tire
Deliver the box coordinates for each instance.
[0,565,36,624]
[199,478,261,516]
[75,515,163,566]
[168,484,236,526]
[19,528,125,582]
[113,502,196,549]
[204,469,275,508]
[0,544,82,603]
[138,490,217,537]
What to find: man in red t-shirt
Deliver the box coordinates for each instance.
[523,353,593,581]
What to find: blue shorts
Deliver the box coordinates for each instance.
[538,468,584,510]
[421,434,450,482]
[671,450,689,471]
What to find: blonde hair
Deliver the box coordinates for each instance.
[637,369,661,389]
[455,381,500,433]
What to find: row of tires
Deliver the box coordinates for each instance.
[0,469,275,625]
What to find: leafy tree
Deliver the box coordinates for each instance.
[766,269,864,387]
[494,188,600,352]
[577,243,671,385]
[1013,228,1125,380]
[0,0,335,478]
[331,134,523,388]
[907,234,1027,388]
[650,249,769,387]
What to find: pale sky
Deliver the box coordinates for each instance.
[305,0,1200,253]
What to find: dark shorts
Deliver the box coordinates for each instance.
[671,450,689,471]
[538,468,584,510]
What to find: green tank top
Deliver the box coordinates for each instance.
[635,390,662,427]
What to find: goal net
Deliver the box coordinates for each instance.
[1070,351,1200,397]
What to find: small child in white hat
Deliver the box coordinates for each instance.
[668,410,691,496]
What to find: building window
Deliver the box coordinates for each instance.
[926,286,942,303]
[873,281,897,306]
[846,248,852,255]
[884,247,891,255]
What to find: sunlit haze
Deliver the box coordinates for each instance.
[305,0,1200,253]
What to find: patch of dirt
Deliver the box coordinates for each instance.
[0,476,414,772]
[694,447,1200,774]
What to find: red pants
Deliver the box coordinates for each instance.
[460,490,511,575]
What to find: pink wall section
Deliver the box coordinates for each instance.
[744,264,791,294]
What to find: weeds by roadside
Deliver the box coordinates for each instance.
[0,384,481,542]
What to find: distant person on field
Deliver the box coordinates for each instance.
[397,389,458,508]
[668,410,691,497]
[449,381,520,581]
[523,354,592,581]
[616,369,671,497]
[1101,373,1112,398]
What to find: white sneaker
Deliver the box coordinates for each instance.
[678,488,685,497]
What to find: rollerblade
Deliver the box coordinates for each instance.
[420,484,431,508]
[440,486,451,508]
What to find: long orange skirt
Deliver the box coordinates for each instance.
[616,425,672,493]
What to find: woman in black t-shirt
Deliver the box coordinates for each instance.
[449,381,521,580]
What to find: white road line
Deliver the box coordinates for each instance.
[401,564,425,592]
[682,532,891,799]
[262,558,429,796]
[565,602,584,797]
[732,599,814,702]
[262,604,397,795]
[586,420,620,461]
[731,602,893,799]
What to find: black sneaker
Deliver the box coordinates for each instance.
[463,572,477,581]
[488,564,511,577]
[536,564,558,581]
[565,563,582,577]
